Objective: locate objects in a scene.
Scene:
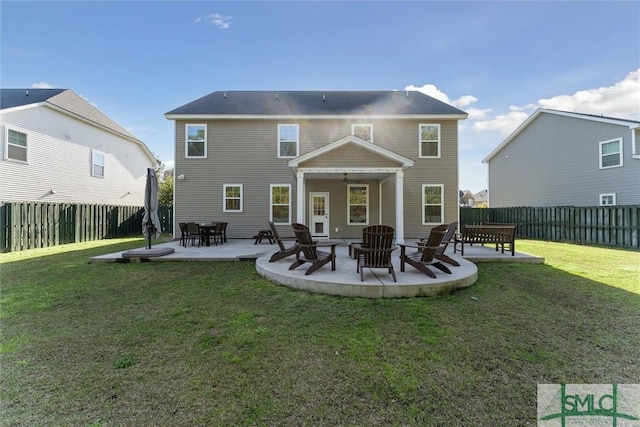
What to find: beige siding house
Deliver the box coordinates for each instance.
[0,89,157,205]
[165,91,467,243]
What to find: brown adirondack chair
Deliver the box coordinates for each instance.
[419,222,460,267]
[354,225,397,282]
[399,224,452,278]
[288,223,337,275]
[268,221,300,262]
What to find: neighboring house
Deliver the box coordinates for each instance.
[483,109,640,207]
[165,91,468,242]
[459,190,475,207]
[1,89,157,205]
[472,189,488,207]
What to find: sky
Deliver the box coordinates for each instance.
[2,1,639,194]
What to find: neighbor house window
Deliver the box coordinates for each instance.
[223,184,243,212]
[600,193,616,206]
[599,138,622,169]
[92,150,105,177]
[270,184,291,224]
[422,184,444,224]
[419,124,441,158]
[348,184,369,225]
[186,124,207,158]
[278,124,299,158]
[632,128,639,158]
[352,124,373,143]
[6,128,27,162]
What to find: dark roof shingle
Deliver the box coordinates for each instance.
[166,91,467,117]
[1,88,66,109]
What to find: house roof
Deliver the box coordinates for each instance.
[1,88,157,165]
[165,91,468,119]
[482,108,640,163]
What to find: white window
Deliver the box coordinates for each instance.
[632,128,639,158]
[5,128,27,162]
[92,150,105,177]
[347,184,369,225]
[278,124,299,158]
[419,124,441,158]
[600,193,616,206]
[352,124,373,143]
[223,184,243,212]
[599,138,622,169]
[270,184,291,224]
[422,184,444,224]
[186,124,207,158]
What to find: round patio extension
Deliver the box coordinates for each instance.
[255,246,478,298]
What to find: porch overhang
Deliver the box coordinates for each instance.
[289,135,414,244]
[287,135,414,172]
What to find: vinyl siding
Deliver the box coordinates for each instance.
[488,113,640,207]
[0,106,154,205]
[174,118,460,239]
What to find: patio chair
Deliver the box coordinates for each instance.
[209,222,224,246]
[399,224,452,278]
[268,221,301,262]
[178,222,188,247]
[418,222,460,267]
[288,223,337,275]
[354,225,397,282]
[185,222,203,247]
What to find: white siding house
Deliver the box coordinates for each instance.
[483,109,640,207]
[0,89,157,205]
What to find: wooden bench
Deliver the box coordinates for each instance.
[454,223,516,256]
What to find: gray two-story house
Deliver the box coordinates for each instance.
[483,109,640,207]
[165,91,468,243]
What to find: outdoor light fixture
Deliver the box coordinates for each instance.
[50,189,56,194]
[177,174,185,180]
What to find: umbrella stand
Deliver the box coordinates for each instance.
[146,168,153,249]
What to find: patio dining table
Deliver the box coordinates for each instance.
[199,223,218,247]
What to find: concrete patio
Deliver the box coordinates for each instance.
[90,239,543,298]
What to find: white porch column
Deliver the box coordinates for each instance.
[395,170,404,244]
[296,171,305,224]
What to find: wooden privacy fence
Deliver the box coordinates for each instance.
[0,202,173,252]
[460,205,639,249]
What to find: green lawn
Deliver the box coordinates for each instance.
[1,239,638,426]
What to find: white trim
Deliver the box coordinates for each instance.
[347,184,369,225]
[223,184,243,212]
[91,149,105,178]
[4,125,29,164]
[483,108,640,163]
[165,113,468,121]
[288,135,414,168]
[422,184,444,225]
[277,123,299,158]
[599,193,616,206]
[418,123,441,158]
[185,124,207,159]
[270,184,292,225]
[599,138,623,169]
[631,126,640,159]
[351,123,373,143]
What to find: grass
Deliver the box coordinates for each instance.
[1,238,638,426]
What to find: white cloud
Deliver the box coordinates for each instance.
[473,68,640,136]
[538,68,640,120]
[473,110,530,136]
[194,13,232,29]
[31,81,57,88]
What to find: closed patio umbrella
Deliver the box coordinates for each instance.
[142,168,161,249]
